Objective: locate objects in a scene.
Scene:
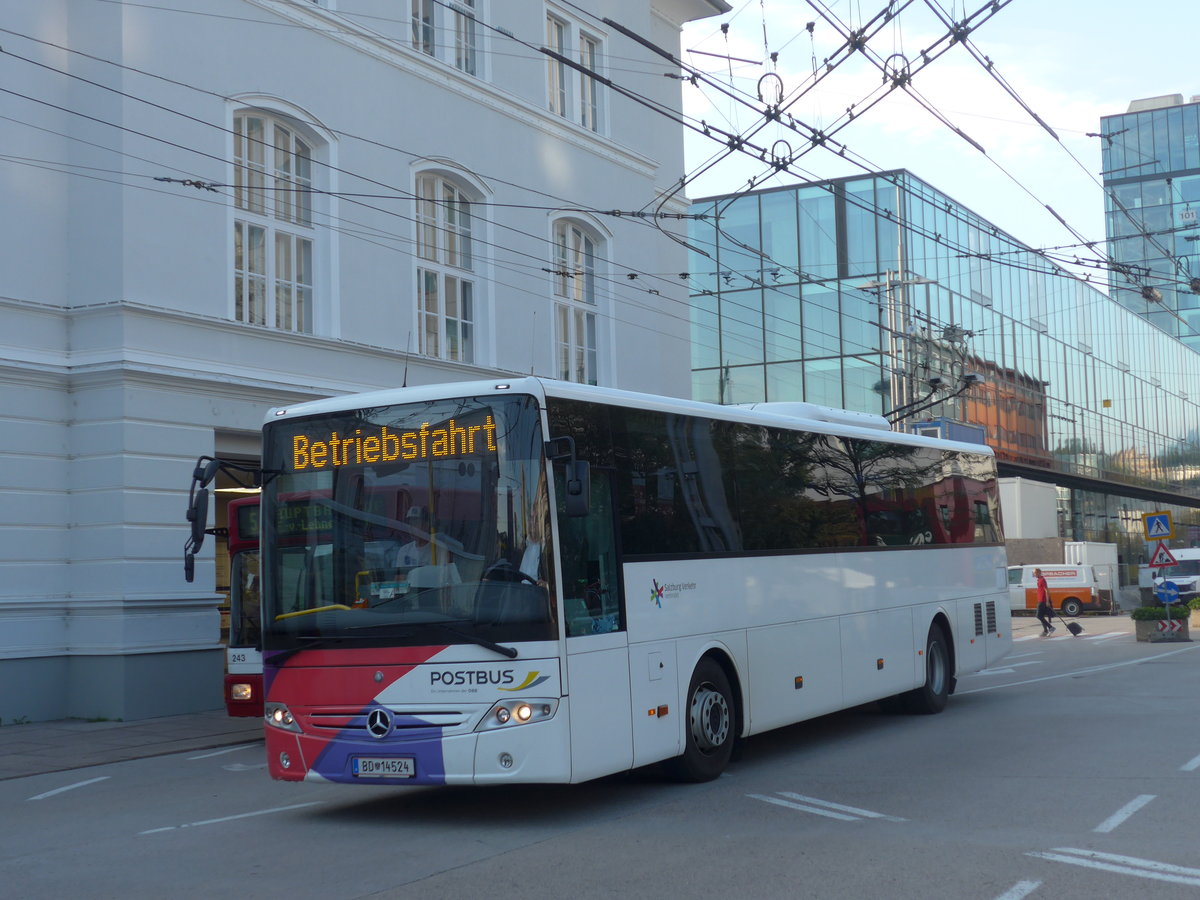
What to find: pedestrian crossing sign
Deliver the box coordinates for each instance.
[1142,511,1174,540]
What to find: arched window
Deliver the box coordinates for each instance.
[553,219,601,385]
[416,172,477,363]
[233,111,317,333]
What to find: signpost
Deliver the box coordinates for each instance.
[1156,580,1180,606]
[1143,511,1174,541]
[1149,541,1178,568]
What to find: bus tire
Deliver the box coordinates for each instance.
[904,624,951,715]
[668,658,735,782]
[1061,597,1082,617]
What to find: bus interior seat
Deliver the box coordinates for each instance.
[474,581,546,624]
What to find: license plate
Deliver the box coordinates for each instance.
[352,756,416,778]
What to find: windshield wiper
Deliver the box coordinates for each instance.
[427,620,519,659]
[265,634,378,666]
[348,619,519,659]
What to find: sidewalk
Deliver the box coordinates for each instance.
[0,709,263,781]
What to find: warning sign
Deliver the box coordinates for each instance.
[1148,541,1178,568]
[1143,512,1174,540]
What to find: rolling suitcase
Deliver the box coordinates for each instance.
[1056,613,1082,636]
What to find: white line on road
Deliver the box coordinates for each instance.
[747,793,857,820]
[1014,631,1120,644]
[976,661,1043,675]
[992,880,1041,900]
[1094,794,1156,833]
[1181,752,1200,772]
[1028,848,1200,888]
[139,801,324,835]
[777,792,907,821]
[27,776,110,801]
[747,792,905,822]
[958,643,1200,695]
[188,745,258,760]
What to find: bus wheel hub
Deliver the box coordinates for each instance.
[690,685,729,752]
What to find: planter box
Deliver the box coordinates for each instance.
[1136,616,1191,642]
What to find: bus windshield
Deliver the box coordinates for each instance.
[227,497,261,651]
[259,394,556,650]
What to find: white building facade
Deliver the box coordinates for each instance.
[0,0,727,722]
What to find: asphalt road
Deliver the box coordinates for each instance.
[5,613,1199,900]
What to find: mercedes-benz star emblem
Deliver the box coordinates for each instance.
[366,708,392,739]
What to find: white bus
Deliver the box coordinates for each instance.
[224,378,1009,785]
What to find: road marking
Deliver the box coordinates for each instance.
[1015,631,1120,644]
[748,793,857,820]
[992,880,1041,900]
[221,762,268,771]
[139,801,323,835]
[958,643,1200,695]
[976,661,1043,675]
[1028,848,1200,888]
[1181,752,1200,772]
[747,792,905,822]
[27,776,110,801]
[1094,794,1155,833]
[188,744,258,760]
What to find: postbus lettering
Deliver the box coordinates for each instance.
[292,417,498,471]
[430,669,516,687]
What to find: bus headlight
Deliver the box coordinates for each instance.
[476,699,557,732]
[265,703,300,733]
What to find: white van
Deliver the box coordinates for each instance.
[1007,564,1113,616]
[1148,547,1200,601]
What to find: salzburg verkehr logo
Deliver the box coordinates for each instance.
[650,579,697,607]
[651,579,666,608]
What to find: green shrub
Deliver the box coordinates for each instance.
[1188,597,1200,611]
[1131,605,1190,621]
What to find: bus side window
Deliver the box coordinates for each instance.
[555,467,621,636]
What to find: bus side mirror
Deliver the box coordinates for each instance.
[187,487,209,552]
[195,457,221,488]
[566,460,590,518]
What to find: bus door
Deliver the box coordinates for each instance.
[555,466,632,781]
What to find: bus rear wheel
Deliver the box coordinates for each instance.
[668,658,735,782]
[904,624,950,715]
[1061,597,1082,617]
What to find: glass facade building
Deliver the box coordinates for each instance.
[1101,94,1200,348]
[688,170,1200,567]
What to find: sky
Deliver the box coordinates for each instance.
[679,0,1197,272]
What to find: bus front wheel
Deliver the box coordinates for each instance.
[904,625,951,715]
[668,658,735,782]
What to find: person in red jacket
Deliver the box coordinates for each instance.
[1035,568,1055,636]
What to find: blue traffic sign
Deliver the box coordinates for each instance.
[1157,580,1181,605]
[1143,512,1174,540]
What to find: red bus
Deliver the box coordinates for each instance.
[224,495,263,716]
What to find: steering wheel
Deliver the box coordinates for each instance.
[482,558,538,585]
